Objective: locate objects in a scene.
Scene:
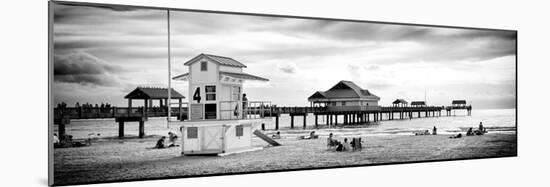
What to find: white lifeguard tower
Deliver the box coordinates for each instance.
[173,54,277,155]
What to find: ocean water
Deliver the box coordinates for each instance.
[56,109,516,140]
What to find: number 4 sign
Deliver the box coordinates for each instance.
[193,87,201,103]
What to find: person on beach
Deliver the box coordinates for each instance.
[432,126,437,135]
[449,133,462,139]
[355,138,362,151]
[272,131,281,139]
[415,130,431,136]
[299,131,318,139]
[327,133,339,148]
[476,122,487,135]
[86,133,101,145]
[168,132,178,147]
[155,136,166,149]
[335,142,344,151]
[342,138,352,151]
[351,138,362,151]
[466,128,474,136]
[479,122,484,132]
[307,131,318,139]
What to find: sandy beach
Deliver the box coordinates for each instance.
[54,132,516,185]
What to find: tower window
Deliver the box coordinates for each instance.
[200,61,207,71]
[205,85,216,101]
[236,125,244,137]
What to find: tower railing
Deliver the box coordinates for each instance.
[219,101,273,120]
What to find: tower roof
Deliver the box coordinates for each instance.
[183,53,247,68]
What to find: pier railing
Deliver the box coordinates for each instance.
[445,105,472,110]
[54,104,468,120]
[325,106,381,112]
[53,107,188,119]
[380,106,445,112]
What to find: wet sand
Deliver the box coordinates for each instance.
[54,133,516,185]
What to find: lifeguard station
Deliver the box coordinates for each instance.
[173,54,278,155]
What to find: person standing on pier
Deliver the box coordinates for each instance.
[242,93,248,118]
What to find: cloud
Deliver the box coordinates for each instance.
[51,3,516,109]
[277,63,298,74]
[365,65,380,71]
[54,51,123,86]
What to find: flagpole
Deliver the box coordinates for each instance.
[167,9,171,128]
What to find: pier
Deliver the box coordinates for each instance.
[54,104,471,134]
[52,82,472,137]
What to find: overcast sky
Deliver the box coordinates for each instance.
[53,3,516,109]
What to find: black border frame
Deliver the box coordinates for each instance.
[48,1,518,186]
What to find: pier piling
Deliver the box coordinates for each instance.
[138,121,144,138]
[118,121,124,138]
[303,115,307,129]
[290,115,294,129]
[314,114,318,127]
[275,115,279,130]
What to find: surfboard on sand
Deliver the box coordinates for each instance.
[253,130,281,146]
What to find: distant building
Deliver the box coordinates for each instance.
[392,99,408,107]
[124,87,185,107]
[308,81,380,111]
[452,100,467,107]
[410,101,426,107]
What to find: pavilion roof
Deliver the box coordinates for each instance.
[124,87,185,100]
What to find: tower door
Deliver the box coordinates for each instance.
[201,126,223,152]
[204,103,217,119]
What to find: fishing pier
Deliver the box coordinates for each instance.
[54,102,472,138]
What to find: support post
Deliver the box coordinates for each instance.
[303,115,307,129]
[58,124,66,141]
[144,99,148,118]
[127,99,132,116]
[290,115,294,129]
[118,121,124,138]
[343,114,347,125]
[315,114,318,127]
[178,98,183,121]
[275,115,279,130]
[138,121,145,138]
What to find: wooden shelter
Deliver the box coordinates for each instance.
[124,87,185,114]
[117,87,185,138]
[410,101,426,107]
[307,80,380,111]
[452,100,467,107]
[392,99,408,107]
